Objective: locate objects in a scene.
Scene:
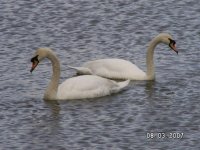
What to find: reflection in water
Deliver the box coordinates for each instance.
[145,80,156,99]
[44,100,61,118]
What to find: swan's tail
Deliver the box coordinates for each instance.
[118,80,130,89]
[111,80,130,93]
[67,65,92,75]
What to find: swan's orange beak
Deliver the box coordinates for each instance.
[30,55,39,73]
[30,61,39,73]
[170,43,178,54]
[169,39,178,54]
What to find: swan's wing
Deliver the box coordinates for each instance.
[57,75,129,100]
[67,65,92,75]
[83,59,146,80]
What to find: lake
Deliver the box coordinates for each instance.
[0,0,199,149]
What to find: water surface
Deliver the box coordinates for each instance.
[0,0,200,149]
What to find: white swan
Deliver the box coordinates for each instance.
[68,33,178,80]
[30,48,129,100]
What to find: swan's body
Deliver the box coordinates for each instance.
[69,33,177,80]
[57,75,129,100]
[30,48,129,100]
[69,59,146,80]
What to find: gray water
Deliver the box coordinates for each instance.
[0,0,200,149]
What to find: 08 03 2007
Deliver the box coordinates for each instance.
[146,132,184,139]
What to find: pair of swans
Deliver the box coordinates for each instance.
[30,33,177,100]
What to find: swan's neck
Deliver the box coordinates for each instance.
[44,52,60,100]
[146,37,160,80]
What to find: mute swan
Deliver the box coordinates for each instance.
[68,33,178,80]
[30,48,129,100]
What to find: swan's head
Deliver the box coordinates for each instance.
[157,33,178,54]
[30,48,52,73]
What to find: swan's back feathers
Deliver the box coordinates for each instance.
[57,75,129,100]
[82,59,146,80]
[67,65,92,75]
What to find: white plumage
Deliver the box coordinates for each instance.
[68,58,146,80]
[69,33,178,80]
[30,48,129,100]
[57,75,129,100]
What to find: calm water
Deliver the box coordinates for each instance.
[0,0,200,149]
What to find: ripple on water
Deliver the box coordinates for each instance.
[0,0,200,149]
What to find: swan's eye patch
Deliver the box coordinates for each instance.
[168,38,178,54]
[31,55,39,63]
[168,38,176,45]
[30,55,39,73]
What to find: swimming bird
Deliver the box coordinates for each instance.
[30,48,129,100]
[68,33,178,80]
